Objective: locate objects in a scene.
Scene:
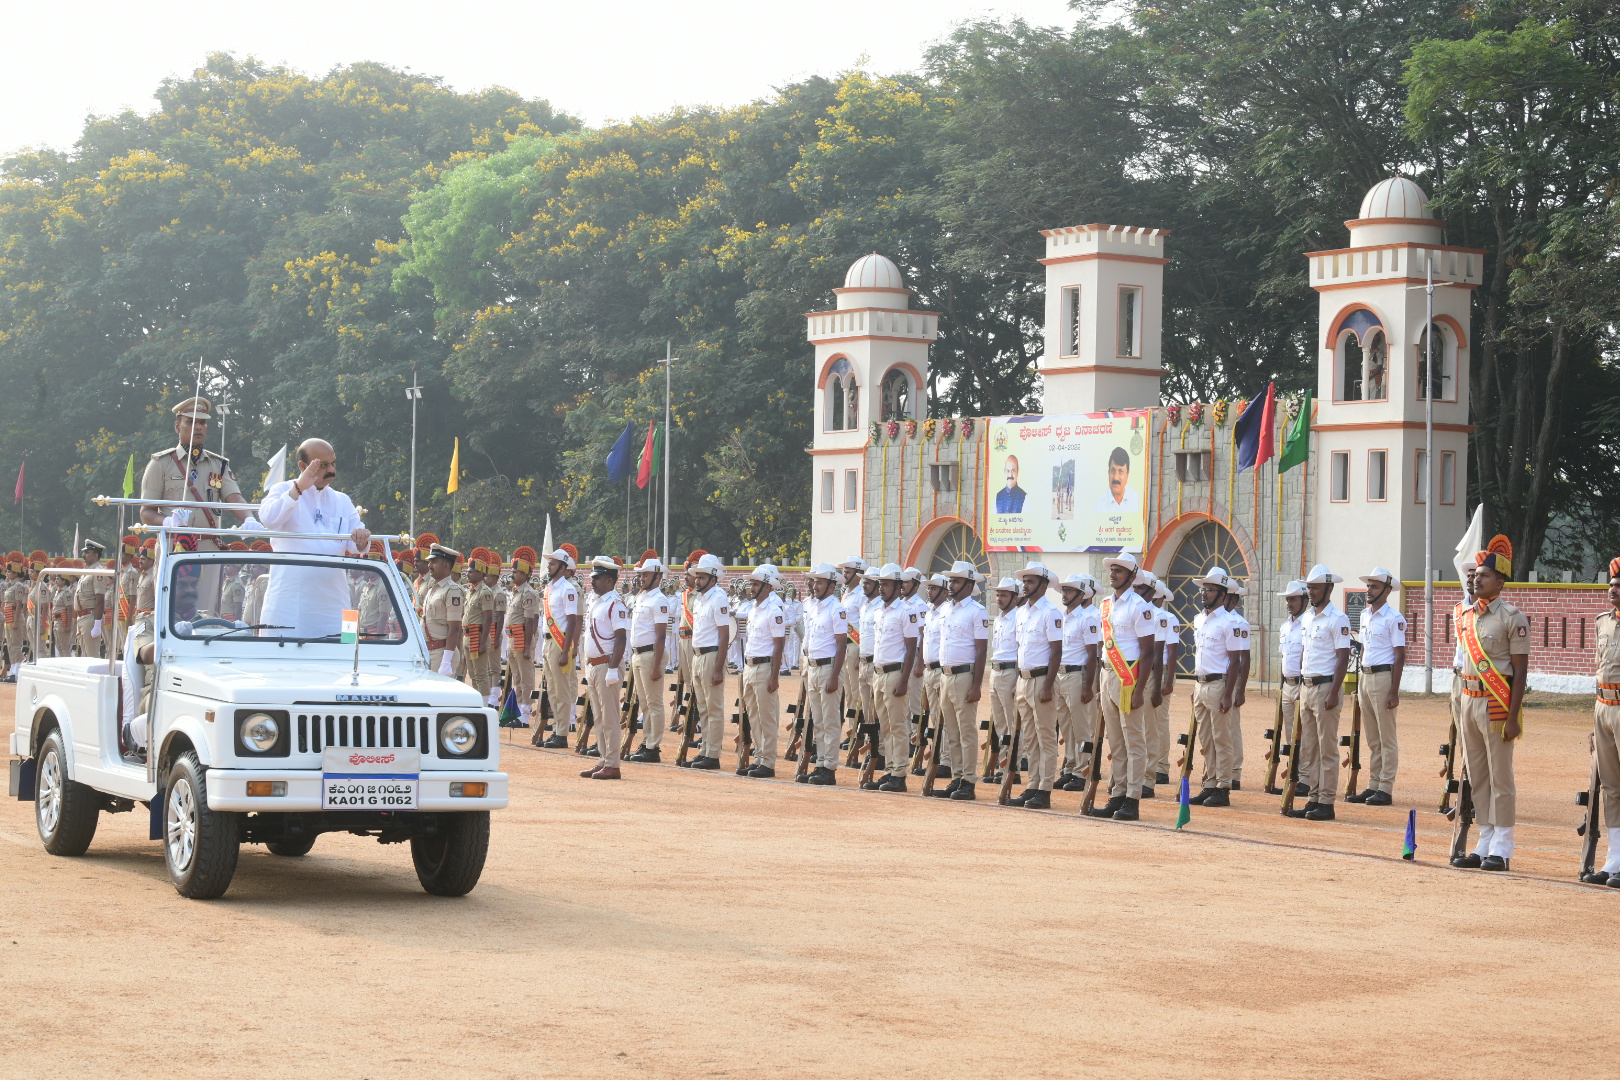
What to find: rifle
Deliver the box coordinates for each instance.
[1447,766,1475,863]
[1438,699,1459,814]
[1262,685,1286,794]
[619,674,641,756]
[979,717,998,784]
[996,725,1022,805]
[1079,699,1109,816]
[732,680,753,773]
[857,715,880,788]
[572,682,595,755]
[795,712,814,782]
[784,677,808,761]
[1340,665,1363,798]
[919,705,947,796]
[675,683,700,765]
[1578,752,1603,881]
[845,693,866,768]
[908,700,933,777]
[668,675,686,734]
[1175,708,1199,787]
[1278,686,1307,816]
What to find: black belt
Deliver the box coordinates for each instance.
[994,661,1018,671]
[1061,664,1086,673]
[945,664,973,675]
[678,630,692,638]
[1308,675,1334,685]
[1199,673,1225,683]
[747,656,773,665]
[879,662,903,673]
[926,661,941,669]
[1282,675,1301,685]
[1020,667,1048,679]
[861,656,874,665]
[1365,664,1392,673]
[633,644,655,654]
[812,656,835,666]
[696,645,718,654]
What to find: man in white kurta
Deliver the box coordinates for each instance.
[256,439,370,638]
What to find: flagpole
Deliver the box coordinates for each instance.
[1423,255,1435,694]
[662,342,673,563]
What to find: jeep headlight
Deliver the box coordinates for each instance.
[440,716,478,756]
[241,713,280,753]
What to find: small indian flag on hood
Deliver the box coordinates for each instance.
[341,609,360,645]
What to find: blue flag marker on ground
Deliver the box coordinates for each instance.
[1175,776,1191,829]
[1402,808,1417,860]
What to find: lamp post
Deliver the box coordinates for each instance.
[406,370,423,537]
[660,342,675,564]
[1410,257,1461,693]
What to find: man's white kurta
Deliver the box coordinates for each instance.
[258,480,363,638]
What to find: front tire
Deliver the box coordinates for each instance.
[266,836,315,857]
[410,812,489,896]
[35,729,99,855]
[164,750,239,899]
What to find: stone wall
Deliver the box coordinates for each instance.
[1401,581,1607,693]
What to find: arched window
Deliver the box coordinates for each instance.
[824,358,858,431]
[1332,307,1386,403]
[1340,333,1365,401]
[1416,324,1451,401]
[1364,330,1388,400]
[881,368,912,422]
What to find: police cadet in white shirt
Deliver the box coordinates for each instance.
[1054,573,1101,793]
[987,578,1022,783]
[1088,552,1159,820]
[1133,571,1172,799]
[1007,562,1063,809]
[855,567,883,749]
[739,564,788,777]
[899,566,928,741]
[682,553,733,770]
[835,556,868,748]
[1222,579,1252,789]
[916,573,951,778]
[625,556,672,764]
[1275,580,1309,797]
[1347,567,1406,806]
[1287,564,1352,821]
[927,561,990,800]
[1152,578,1183,788]
[580,556,631,780]
[798,562,849,786]
[1187,567,1248,806]
[866,563,919,792]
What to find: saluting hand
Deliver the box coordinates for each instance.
[295,456,326,492]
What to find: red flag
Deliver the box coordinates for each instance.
[1255,382,1277,467]
[13,462,22,505]
[635,420,656,489]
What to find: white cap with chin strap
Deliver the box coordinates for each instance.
[1304,563,1343,584]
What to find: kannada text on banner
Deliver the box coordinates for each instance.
[983,411,1152,552]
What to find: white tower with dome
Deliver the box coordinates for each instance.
[1306,177,1483,593]
[806,252,937,565]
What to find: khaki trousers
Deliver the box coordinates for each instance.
[1281,678,1301,779]
[428,647,449,673]
[542,638,576,736]
[1100,666,1149,797]
[858,657,878,734]
[841,648,864,736]
[1193,679,1236,790]
[52,620,71,657]
[76,615,103,659]
[4,624,20,667]
[805,659,842,769]
[1015,672,1060,792]
[631,649,666,748]
[1149,689,1173,779]
[466,642,495,696]
[937,669,980,782]
[871,666,911,777]
[507,639,535,709]
[1055,668,1087,776]
[587,663,623,767]
[1597,701,1620,835]
[693,649,729,760]
[988,666,1018,776]
[1230,702,1244,782]
[922,666,945,766]
[1299,680,1343,805]
[1357,670,1399,793]
[741,662,780,766]
[1458,691,1516,827]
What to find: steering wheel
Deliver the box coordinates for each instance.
[188,618,237,630]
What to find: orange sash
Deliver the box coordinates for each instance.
[1099,596,1140,714]
[543,584,570,655]
[1455,601,1511,724]
[466,625,484,654]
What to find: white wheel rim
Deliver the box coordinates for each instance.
[166,777,197,873]
[37,747,62,836]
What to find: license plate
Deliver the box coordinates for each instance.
[321,746,421,810]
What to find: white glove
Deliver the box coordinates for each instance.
[437,655,454,676]
[90,622,101,639]
[239,517,267,532]
[605,668,619,683]
[162,510,191,528]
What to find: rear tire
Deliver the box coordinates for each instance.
[410,812,489,896]
[163,750,239,899]
[35,729,99,856]
[266,836,315,857]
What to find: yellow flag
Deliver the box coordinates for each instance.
[447,437,460,494]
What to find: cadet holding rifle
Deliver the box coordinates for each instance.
[1348,568,1405,806]
[579,556,630,780]
[1271,581,1309,796]
[928,561,989,801]
[1582,559,1620,885]
[1188,567,1248,807]
[864,564,918,792]
[1086,553,1157,821]
[738,565,787,777]
[798,563,849,786]
[1007,562,1063,810]
[1288,565,1351,822]
[1054,574,1101,792]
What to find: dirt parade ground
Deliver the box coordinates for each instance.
[4,676,1620,1078]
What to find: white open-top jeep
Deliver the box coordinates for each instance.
[7,504,506,898]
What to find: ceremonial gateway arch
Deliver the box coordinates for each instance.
[807,178,1484,683]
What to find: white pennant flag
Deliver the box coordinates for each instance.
[542,513,553,560]
[263,445,287,495]
[1453,503,1485,594]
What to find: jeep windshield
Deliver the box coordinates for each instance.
[166,554,410,646]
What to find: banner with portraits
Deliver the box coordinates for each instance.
[983,411,1152,553]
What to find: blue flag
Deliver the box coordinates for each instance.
[605,423,636,483]
[1402,808,1417,860]
[1233,382,1276,472]
[1175,776,1191,829]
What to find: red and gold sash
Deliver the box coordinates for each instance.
[1099,596,1140,714]
[465,624,484,654]
[508,624,527,653]
[680,588,694,628]
[1456,601,1511,725]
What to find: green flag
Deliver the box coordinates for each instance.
[1278,390,1312,473]
[650,421,663,477]
[122,452,136,497]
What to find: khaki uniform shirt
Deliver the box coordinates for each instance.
[1468,597,1530,677]
[505,582,540,628]
[135,568,157,614]
[74,566,111,617]
[220,573,247,621]
[358,575,389,634]
[51,582,74,622]
[4,579,24,627]
[420,576,464,645]
[140,445,243,544]
[1596,610,1620,686]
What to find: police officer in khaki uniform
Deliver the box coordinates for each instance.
[50,563,75,657]
[3,553,26,677]
[419,544,465,675]
[930,561,989,801]
[1288,564,1351,822]
[461,548,497,704]
[738,564,787,777]
[74,540,112,657]
[625,555,672,762]
[683,554,733,769]
[1088,553,1157,820]
[505,547,541,728]
[1585,557,1620,886]
[1348,567,1406,806]
[580,556,631,779]
[1275,579,1309,795]
[1449,536,1529,871]
[538,546,582,748]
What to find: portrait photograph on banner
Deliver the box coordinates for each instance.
[984,411,1151,553]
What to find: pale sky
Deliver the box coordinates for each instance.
[1,0,1079,159]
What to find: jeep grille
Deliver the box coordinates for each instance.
[297,713,434,756]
